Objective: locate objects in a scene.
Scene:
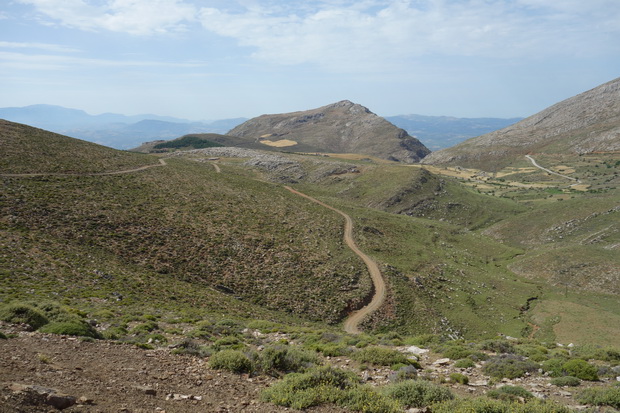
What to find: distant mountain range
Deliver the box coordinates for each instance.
[386,114,522,151]
[422,77,620,169]
[0,104,520,152]
[0,104,246,149]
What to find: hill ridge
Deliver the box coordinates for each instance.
[227,100,430,163]
[422,77,620,168]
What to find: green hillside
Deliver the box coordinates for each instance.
[1,121,371,328]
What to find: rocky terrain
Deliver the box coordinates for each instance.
[227,100,430,163]
[422,77,620,169]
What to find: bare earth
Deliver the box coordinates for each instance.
[0,331,344,413]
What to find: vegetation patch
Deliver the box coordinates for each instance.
[561,359,599,381]
[261,366,400,412]
[209,349,255,374]
[382,379,454,408]
[432,397,572,412]
[550,376,581,387]
[487,385,534,402]
[482,354,539,379]
[0,302,49,330]
[577,385,620,408]
[259,344,318,376]
[352,346,418,367]
[39,321,101,338]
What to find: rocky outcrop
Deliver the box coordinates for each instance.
[227,100,430,163]
[422,77,620,169]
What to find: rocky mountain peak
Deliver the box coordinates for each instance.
[227,101,430,163]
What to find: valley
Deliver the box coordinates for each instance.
[1,78,619,412]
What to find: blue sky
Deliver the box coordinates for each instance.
[1,0,619,121]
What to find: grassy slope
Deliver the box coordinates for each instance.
[0,119,157,174]
[1,122,370,326]
[282,161,537,339]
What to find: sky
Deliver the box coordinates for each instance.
[1,0,619,121]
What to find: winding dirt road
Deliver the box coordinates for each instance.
[525,155,579,182]
[0,158,167,177]
[283,186,385,335]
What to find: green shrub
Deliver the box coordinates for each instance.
[442,346,473,360]
[260,366,361,409]
[541,358,564,377]
[516,344,549,362]
[0,331,7,339]
[382,379,454,408]
[188,321,213,339]
[562,359,598,381]
[449,373,469,385]
[209,349,254,374]
[131,321,159,334]
[213,335,245,351]
[101,326,128,340]
[39,321,100,338]
[353,347,418,367]
[550,376,581,387]
[213,319,242,335]
[469,351,489,362]
[246,320,279,333]
[146,333,167,345]
[487,385,534,402]
[478,339,516,354]
[260,344,318,376]
[389,365,418,383]
[302,333,351,356]
[171,338,210,357]
[482,354,539,379]
[403,334,439,347]
[0,303,49,329]
[432,397,571,412]
[338,385,402,413]
[577,386,620,408]
[454,358,475,368]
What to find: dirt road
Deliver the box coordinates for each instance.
[525,155,579,182]
[0,158,167,177]
[283,186,385,334]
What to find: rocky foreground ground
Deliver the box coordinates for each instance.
[3,325,619,412]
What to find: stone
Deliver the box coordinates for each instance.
[46,393,77,410]
[136,386,157,396]
[433,358,450,365]
[78,396,95,405]
[406,346,429,356]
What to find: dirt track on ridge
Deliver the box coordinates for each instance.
[0,158,167,177]
[283,186,385,334]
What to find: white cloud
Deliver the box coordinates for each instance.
[0,50,208,71]
[14,0,620,72]
[18,0,197,35]
[197,0,620,71]
[0,41,81,53]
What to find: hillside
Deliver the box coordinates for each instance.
[227,100,430,163]
[1,120,372,325]
[2,121,620,413]
[422,77,620,170]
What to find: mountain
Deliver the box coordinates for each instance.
[385,114,521,151]
[422,77,620,169]
[227,100,431,163]
[0,104,247,149]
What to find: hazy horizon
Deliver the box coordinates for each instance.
[2,1,619,121]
